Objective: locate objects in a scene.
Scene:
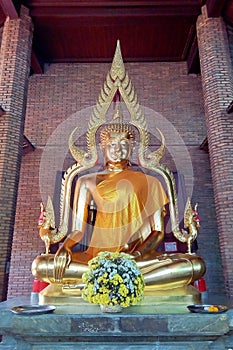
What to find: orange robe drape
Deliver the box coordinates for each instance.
[72,169,168,259]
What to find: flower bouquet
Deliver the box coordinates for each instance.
[82,251,145,309]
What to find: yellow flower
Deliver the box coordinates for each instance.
[98,272,108,283]
[111,298,118,305]
[99,286,110,294]
[119,284,129,297]
[111,273,123,285]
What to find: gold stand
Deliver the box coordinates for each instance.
[39,283,201,305]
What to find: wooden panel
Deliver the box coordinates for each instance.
[6,0,233,71]
[0,0,18,18]
[20,0,202,65]
[32,14,195,62]
[205,0,228,17]
[223,0,233,24]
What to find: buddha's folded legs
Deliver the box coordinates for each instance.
[32,254,88,284]
[139,253,206,290]
[32,252,205,290]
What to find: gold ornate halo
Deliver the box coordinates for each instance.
[51,40,197,249]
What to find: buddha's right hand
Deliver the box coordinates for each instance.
[53,246,72,282]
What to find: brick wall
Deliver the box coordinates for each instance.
[197,7,233,296]
[7,59,224,297]
[0,8,32,300]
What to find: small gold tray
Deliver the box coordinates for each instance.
[11,305,56,315]
[187,304,228,314]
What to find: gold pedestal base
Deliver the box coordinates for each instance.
[38,283,201,306]
[143,285,201,304]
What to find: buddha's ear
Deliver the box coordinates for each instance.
[99,142,105,152]
[131,140,136,150]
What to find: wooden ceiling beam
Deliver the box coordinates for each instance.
[186,35,200,74]
[0,105,5,116]
[26,1,198,4]
[23,135,35,156]
[28,3,201,18]
[205,0,228,17]
[26,0,200,9]
[185,0,229,74]
[30,50,44,74]
[47,55,184,63]
[0,0,18,19]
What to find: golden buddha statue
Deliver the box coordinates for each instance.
[32,41,205,303]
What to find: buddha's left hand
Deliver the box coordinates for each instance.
[53,246,72,282]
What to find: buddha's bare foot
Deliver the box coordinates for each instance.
[63,283,85,290]
[136,250,166,261]
[62,283,84,296]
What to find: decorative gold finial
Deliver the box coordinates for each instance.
[110,40,125,81]
[112,100,124,124]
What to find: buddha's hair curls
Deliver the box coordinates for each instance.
[99,123,135,145]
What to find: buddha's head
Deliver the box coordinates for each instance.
[99,105,135,165]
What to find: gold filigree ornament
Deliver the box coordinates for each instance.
[41,40,199,252]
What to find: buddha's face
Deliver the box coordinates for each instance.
[102,133,133,163]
